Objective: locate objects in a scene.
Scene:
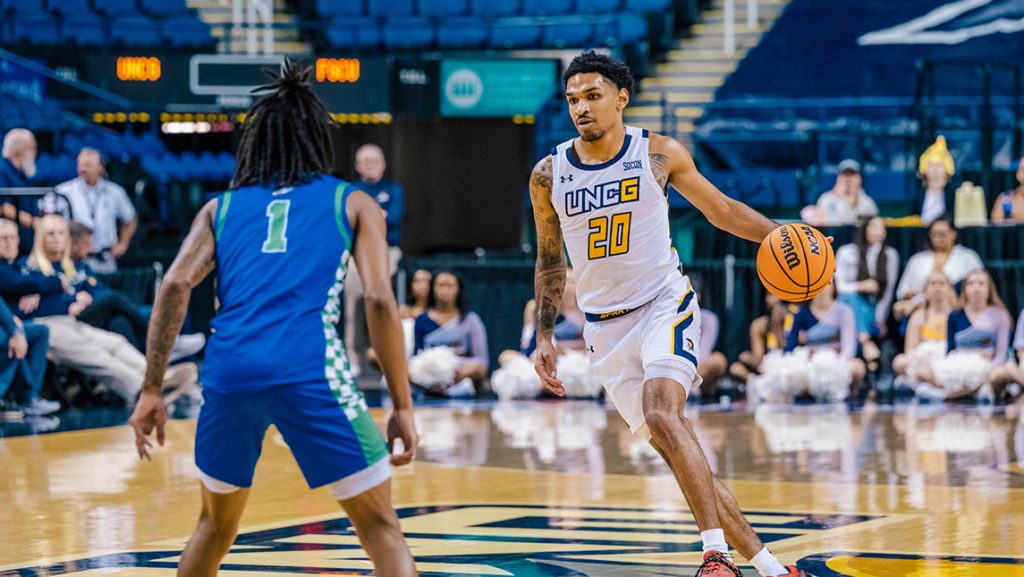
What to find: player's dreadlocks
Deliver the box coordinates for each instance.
[563,51,635,95]
[231,58,335,190]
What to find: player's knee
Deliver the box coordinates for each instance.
[642,404,683,441]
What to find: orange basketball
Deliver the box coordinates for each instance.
[756,224,834,302]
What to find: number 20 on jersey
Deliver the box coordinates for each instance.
[588,212,631,259]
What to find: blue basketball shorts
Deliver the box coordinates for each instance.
[194,380,391,499]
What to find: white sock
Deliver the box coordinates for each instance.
[700,528,729,557]
[751,546,788,576]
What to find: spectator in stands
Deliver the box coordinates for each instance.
[344,144,406,377]
[409,270,489,397]
[728,293,791,385]
[0,129,40,246]
[835,216,899,366]
[54,148,137,273]
[400,268,432,319]
[0,270,57,418]
[991,156,1024,224]
[910,136,956,225]
[914,269,1012,402]
[892,271,955,386]
[31,218,204,358]
[800,159,878,226]
[893,218,983,318]
[0,218,197,404]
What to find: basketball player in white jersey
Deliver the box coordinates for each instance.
[531,52,811,577]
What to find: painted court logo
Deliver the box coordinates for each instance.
[4,505,1019,576]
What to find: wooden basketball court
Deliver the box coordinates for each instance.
[2,401,1023,576]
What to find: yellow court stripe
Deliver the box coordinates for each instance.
[826,555,1024,577]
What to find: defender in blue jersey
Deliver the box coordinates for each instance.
[129,61,419,577]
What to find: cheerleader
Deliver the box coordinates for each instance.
[729,293,794,385]
[752,283,865,403]
[916,269,1012,401]
[493,270,596,400]
[892,271,956,387]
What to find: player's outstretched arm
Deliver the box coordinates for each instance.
[650,134,777,243]
[530,156,567,396]
[349,190,417,466]
[131,199,217,460]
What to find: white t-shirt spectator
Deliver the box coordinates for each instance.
[814,190,878,226]
[54,177,135,253]
[895,244,983,301]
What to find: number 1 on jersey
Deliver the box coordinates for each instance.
[588,212,631,259]
[262,199,290,253]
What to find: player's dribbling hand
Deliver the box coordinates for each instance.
[129,391,167,461]
[387,408,418,466]
[534,339,564,396]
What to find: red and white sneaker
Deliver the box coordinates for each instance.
[695,551,744,576]
[777,567,810,577]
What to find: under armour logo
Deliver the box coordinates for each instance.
[560,175,574,183]
[587,345,595,353]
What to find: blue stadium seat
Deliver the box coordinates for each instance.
[419,0,468,16]
[7,0,46,15]
[12,14,60,44]
[575,0,620,13]
[437,17,488,48]
[111,14,160,45]
[140,0,189,17]
[163,15,212,47]
[316,0,363,17]
[93,0,139,15]
[62,13,106,45]
[368,0,413,16]
[326,17,382,50]
[383,17,434,49]
[541,21,592,48]
[490,18,540,48]
[623,0,670,11]
[470,0,518,16]
[51,0,93,15]
[523,0,573,15]
[615,11,647,44]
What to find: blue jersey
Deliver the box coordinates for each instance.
[202,175,357,397]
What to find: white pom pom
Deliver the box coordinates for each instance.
[907,340,946,379]
[807,349,852,403]
[931,350,991,392]
[491,354,543,400]
[408,346,459,387]
[557,351,602,398]
[756,349,812,403]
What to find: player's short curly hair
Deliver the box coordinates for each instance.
[562,51,635,95]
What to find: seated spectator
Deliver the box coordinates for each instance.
[909,136,956,225]
[29,217,204,359]
[991,156,1024,224]
[729,293,791,385]
[893,218,983,318]
[892,271,956,385]
[399,268,432,319]
[800,159,878,226]
[750,284,865,403]
[409,270,489,397]
[0,129,40,241]
[0,218,197,404]
[0,291,56,418]
[914,269,1013,402]
[834,216,899,366]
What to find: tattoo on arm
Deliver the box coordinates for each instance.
[649,152,670,190]
[530,157,566,338]
[142,203,217,393]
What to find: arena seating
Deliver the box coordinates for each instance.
[0,0,212,48]
[309,0,664,53]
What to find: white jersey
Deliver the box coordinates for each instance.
[551,126,680,315]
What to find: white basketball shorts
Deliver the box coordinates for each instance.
[583,272,703,439]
